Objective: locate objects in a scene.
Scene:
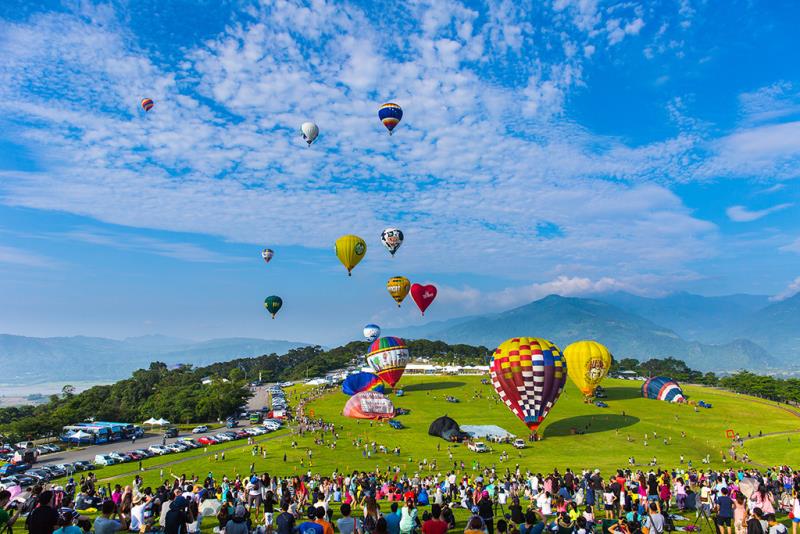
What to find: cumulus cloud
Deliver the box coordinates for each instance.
[770,276,800,302]
[726,203,793,222]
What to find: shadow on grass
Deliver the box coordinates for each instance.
[543,414,640,437]
[401,381,466,392]
[603,386,644,401]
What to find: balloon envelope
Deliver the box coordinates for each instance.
[490,337,567,432]
[366,336,410,387]
[641,376,686,403]
[261,248,274,263]
[564,340,613,398]
[141,98,154,111]
[264,296,283,318]
[410,283,437,315]
[342,372,385,396]
[386,276,410,306]
[363,324,381,342]
[378,103,403,134]
[300,122,319,145]
[342,391,395,419]
[335,235,367,275]
[381,228,404,256]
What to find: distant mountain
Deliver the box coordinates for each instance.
[734,293,800,362]
[393,295,777,372]
[0,335,310,384]
[599,292,769,343]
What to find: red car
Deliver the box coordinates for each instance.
[197,436,218,445]
[125,452,142,461]
[235,431,250,439]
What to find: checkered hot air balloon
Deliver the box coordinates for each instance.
[490,337,567,433]
[366,336,410,388]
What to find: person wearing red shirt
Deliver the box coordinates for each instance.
[422,504,449,534]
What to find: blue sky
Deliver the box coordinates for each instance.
[1,0,799,344]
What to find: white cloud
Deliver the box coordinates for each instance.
[780,237,800,254]
[726,203,793,222]
[770,276,800,301]
[0,245,52,268]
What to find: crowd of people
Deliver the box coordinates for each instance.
[3,462,799,534]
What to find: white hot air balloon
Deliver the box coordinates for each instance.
[363,324,381,342]
[380,228,404,256]
[300,122,319,146]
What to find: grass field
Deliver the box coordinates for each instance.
[80,376,800,490]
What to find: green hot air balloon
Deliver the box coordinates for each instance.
[264,296,283,319]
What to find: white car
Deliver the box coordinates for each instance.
[94,454,116,466]
[468,442,489,453]
[192,425,208,434]
[512,439,526,449]
[263,421,281,431]
[148,445,170,455]
[214,434,233,442]
[107,452,128,462]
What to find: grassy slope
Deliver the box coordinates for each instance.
[81,377,799,490]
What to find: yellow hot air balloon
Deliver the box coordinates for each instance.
[386,276,410,306]
[563,340,613,401]
[334,235,367,276]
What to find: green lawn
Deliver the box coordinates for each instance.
[70,376,799,490]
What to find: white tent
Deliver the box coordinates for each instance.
[69,430,93,441]
[143,417,159,426]
[155,418,170,426]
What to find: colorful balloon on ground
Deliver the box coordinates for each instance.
[641,376,686,403]
[261,248,274,263]
[141,98,154,112]
[342,391,395,419]
[263,296,282,319]
[378,103,403,135]
[363,324,381,342]
[366,336,410,387]
[386,276,410,306]
[380,228,404,256]
[300,122,319,146]
[342,372,385,396]
[490,337,567,433]
[564,340,613,400]
[334,235,367,276]
[410,283,437,316]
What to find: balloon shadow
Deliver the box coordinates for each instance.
[602,386,644,401]
[401,381,466,392]
[543,414,640,437]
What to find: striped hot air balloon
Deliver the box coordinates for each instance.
[490,337,567,433]
[378,103,403,135]
[641,376,686,403]
[141,98,154,112]
[342,372,385,396]
[342,391,395,419]
[366,336,410,388]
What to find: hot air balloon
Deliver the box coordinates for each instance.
[363,324,381,342]
[264,296,282,319]
[378,103,403,135]
[261,248,274,263]
[342,372,385,396]
[564,340,613,401]
[342,391,395,419]
[386,276,410,306]
[410,283,437,316]
[141,98,154,112]
[300,122,319,146]
[641,376,686,403]
[366,336,410,387]
[380,228,404,256]
[334,235,367,276]
[490,337,567,434]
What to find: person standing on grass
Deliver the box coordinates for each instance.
[791,488,800,534]
[642,502,664,534]
[603,484,617,520]
[399,499,418,534]
[276,500,296,534]
[337,503,362,534]
[383,503,401,534]
[421,504,448,534]
[715,487,734,534]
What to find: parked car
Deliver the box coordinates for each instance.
[163,428,179,438]
[133,449,154,458]
[388,419,404,430]
[235,431,250,439]
[512,439,526,449]
[123,452,142,461]
[108,452,129,463]
[94,455,116,466]
[177,438,199,448]
[73,461,94,471]
[148,445,169,455]
[40,444,61,453]
[468,442,489,453]
[0,463,31,476]
[191,425,208,434]
[594,401,608,408]
[41,465,67,477]
[196,436,217,445]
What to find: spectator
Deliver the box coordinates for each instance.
[0,490,20,533]
[337,503,362,534]
[94,499,127,534]
[421,504,448,534]
[28,491,60,534]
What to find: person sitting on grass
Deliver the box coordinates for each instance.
[337,503,362,534]
[384,503,401,534]
[421,504,448,534]
[94,499,129,534]
[315,505,335,534]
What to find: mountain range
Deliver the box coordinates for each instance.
[0,335,309,384]
[390,292,800,373]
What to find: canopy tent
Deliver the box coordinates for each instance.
[428,415,469,442]
[67,430,94,443]
[143,417,159,425]
[156,418,170,426]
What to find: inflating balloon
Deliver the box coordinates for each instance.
[141,98,154,112]
[342,372,385,396]
[363,324,381,342]
[300,122,319,146]
[263,296,282,319]
[334,235,367,276]
[261,248,274,264]
[641,376,686,403]
[366,336,410,387]
[564,340,613,401]
[380,228,404,256]
[378,103,403,135]
[490,337,567,433]
[342,391,395,419]
[386,276,410,306]
[410,283,437,316]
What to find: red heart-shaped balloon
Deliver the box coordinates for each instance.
[410,283,437,316]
